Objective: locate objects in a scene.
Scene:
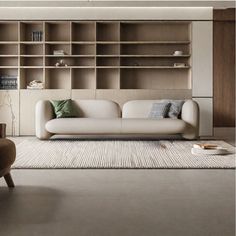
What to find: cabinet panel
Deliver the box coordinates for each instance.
[0,90,19,136]
[20,90,71,135]
[192,21,213,97]
[193,97,213,136]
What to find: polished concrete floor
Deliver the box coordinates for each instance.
[0,169,235,236]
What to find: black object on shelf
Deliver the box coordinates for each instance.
[32,31,43,41]
[0,75,18,90]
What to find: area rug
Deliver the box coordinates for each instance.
[9,138,235,169]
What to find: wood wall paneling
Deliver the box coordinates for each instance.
[213,9,235,127]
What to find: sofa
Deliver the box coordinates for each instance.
[35,99,199,140]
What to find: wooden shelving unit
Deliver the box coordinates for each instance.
[0,21,191,90]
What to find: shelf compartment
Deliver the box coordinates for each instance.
[120,22,190,41]
[20,68,43,89]
[45,22,70,42]
[45,68,70,89]
[72,44,95,55]
[72,68,95,89]
[45,43,70,55]
[97,68,119,89]
[0,68,18,77]
[46,56,95,67]
[20,22,43,42]
[96,57,119,67]
[96,44,119,55]
[120,44,190,55]
[120,69,190,89]
[0,22,18,41]
[0,57,18,67]
[0,44,18,55]
[20,57,43,67]
[96,22,119,41]
[0,68,18,90]
[20,44,43,55]
[120,57,189,67]
[72,22,95,42]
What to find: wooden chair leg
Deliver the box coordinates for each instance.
[4,172,15,188]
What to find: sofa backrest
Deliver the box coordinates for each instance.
[122,100,163,118]
[73,100,121,118]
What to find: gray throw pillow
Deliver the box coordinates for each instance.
[164,100,184,119]
[148,102,171,119]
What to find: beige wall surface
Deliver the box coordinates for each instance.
[0,7,212,20]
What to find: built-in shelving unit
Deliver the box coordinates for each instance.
[0,21,191,90]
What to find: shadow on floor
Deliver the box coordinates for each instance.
[0,186,63,225]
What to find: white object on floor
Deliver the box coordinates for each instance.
[10,138,235,169]
[191,147,229,155]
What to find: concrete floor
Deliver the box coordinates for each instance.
[0,169,235,236]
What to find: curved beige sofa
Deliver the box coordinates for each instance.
[35,99,199,140]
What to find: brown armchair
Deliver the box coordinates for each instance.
[0,124,15,187]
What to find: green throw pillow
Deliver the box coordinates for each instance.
[51,99,77,118]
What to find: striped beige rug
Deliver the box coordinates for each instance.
[10,138,235,169]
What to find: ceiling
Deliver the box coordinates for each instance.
[0,0,235,8]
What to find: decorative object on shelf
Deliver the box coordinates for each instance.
[0,75,18,90]
[55,59,68,67]
[0,91,16,136]
[173,63,186,67]
[53,50,66,56]
[173,50,183,56]
[32,31,43,41]
[191,143,229,155]
[27,80,43,90]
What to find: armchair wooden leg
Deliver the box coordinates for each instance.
[4,172,15,188]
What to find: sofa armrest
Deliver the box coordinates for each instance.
[181,100,199,140]
[35,100,54,140]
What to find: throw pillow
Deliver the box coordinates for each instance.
[51,99,78,118]
[161,100,185,119]
[148,102,171,119]
[168,100,184,119]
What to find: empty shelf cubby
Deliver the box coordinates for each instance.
[0,22,18,41]
[72,68,95,89]
[96,22,119,42]
[72,22,96,42]
[45,68,71,89]
[45,22,70,42]
[97,68,119,89]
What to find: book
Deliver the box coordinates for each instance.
[193,143,219,149]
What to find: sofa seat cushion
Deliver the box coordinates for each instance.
[46,118,122,134]
[121,118,187,134]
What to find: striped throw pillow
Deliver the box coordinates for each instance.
[148,102,171,119]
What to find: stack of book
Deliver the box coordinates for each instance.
[191,143,228,155]
[53,50,65,56]
[0,75,18,90]
[32,31,43,41]
[27,80,44,90]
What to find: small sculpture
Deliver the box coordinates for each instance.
[55,60,68,67]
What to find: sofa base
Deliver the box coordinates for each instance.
[50,134,185,140]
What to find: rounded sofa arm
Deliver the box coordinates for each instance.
[35,100,54,140]
[181,100,199,140]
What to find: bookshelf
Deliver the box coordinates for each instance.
[0,21,191,91]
